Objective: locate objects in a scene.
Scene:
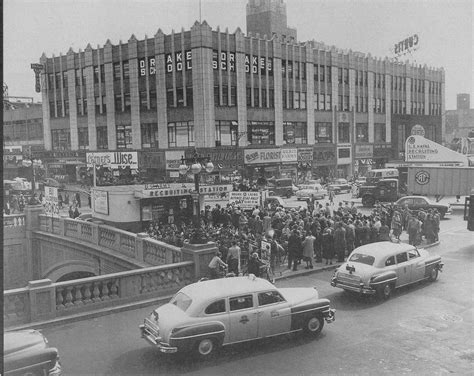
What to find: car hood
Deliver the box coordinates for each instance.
[279,287,319,304]
[4,330,47,356]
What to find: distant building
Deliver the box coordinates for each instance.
[36,0,444,184]
[446,93,474,142]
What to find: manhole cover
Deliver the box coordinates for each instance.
[440,314,463,322]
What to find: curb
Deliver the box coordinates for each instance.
[274,263,342,281]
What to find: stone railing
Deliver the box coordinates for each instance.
[4,214,26,228]
[38,215,181,265]
[4,261,195,328]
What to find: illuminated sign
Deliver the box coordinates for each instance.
[393,34,419,57]
[212,51,235,71]
[165,51,192,72]
[138,57,156,76]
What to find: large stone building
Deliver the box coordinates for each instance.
[446,94,474,141]
[36,0,444,182]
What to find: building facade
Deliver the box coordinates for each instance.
[37,0,444,182]
[446,94,474,141]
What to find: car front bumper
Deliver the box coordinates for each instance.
[324,308,336,323]
[331,277,376,295]
[139,324,178,353]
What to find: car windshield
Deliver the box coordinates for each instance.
[348,253,375,266]
[169,292,193,312]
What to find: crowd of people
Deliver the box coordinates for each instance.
[146,196,442,278]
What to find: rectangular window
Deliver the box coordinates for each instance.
[96,127,108,150]
[114,94,122,112]
[113,63,121,80]
[82,68,87,87]
[294,91,300,109]
[281,60,286,78]
[283,121,307,144]
[253,88,259,107]
[222,86,229,106]
[338,68,343,84]
[230,295,253,311]
[294,61,299,79]
[141,122,158,148]
[102,95,107,113]
[230,86,237,106]
[325,94,331,110]
[374,123,386,143]
[94,66,100,83]
[116,124,133,149]
[314,64,318,81]
[83,98,88,114]
[51,129,71,151]
[76,98,82,115]
[78,128,89,150]
[269,89,274,108]
[177,88,185,107]
[214,85,220,106]
[248,121,275,145]
[314,93,319,110]
[95,96,101,114]
[344,95,349,111]
[288,91,293,109]
[300,92,306,109]
[124,93,131,111]
[356,123,368,142]
[100,65,105,82]
[75,69,81,86]
[301,63,306,79]
[287,61,293,78]
[139,91,148,111]
[167,121,195,148]
[319,93,325,110]
[55,100,62,116]
[247,87,252,107]
[215,120,238,146]
[315,122,332,143]
[338,95,343,111]
[364,71,368,86]
[186,87,193,107]
[55,72,61,89]
[122,60,129,79]
[338,123,350,143]
[48,74,54,89]
[49,101,55,117]
[355,96,359,112]
[261,88,267,108]
[282,89,287,109]
[344,68,349,84]
[64,99,69,116]
[326,66,331,83]
[320,65,325,82]
[63,71,68,88]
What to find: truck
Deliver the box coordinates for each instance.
[407,166,474,201]
[357,178,400,207]
[465,189,474,231]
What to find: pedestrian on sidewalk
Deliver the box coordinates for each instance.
[287,229,302,271]
[75,192,81,208]
[302,231,315,269]
[322,226,334,265]
[334,222,347,262]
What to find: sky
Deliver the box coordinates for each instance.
[4,0,473,110]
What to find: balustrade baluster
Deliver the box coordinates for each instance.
[109,280,119,299]
[56,288,65,310]
[101,282,110,300]
[83,283,92,304]
[74,285,84,306]
[92,283,101,302]
[64,287,74,308]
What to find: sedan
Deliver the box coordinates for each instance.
[326,179,352,194]
[296,184,327,200]
[395,196,451,219]
[4,329,62,375]
[140,276,335,357]
[331,242,443,300]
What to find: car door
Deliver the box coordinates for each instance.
[256,290,291,338]
[413,197,428,211]
[395,251,412,287]
[228,294,258,343]
[407,248,425,282]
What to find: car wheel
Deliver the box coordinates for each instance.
[429,267,439,282]
[378,283,393,300]
[303,315,324,337]
[195,338,216,357]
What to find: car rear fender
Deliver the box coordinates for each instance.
[169,321,226,351]
[369,270,398,287]
[424,255,443,276]
[290,298,331,330]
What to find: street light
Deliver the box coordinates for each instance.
[178,149,214,230]
[22,154,42,200]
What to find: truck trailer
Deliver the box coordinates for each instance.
[407,167,474,200]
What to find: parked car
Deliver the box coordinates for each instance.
[266,178,294,198]
[4,329,62,375]
[296,184,327,200]
[331,242,443,300]
[394,196,451,219]
[326,178,352,194]
[354,177,367,186]
[140,276,335,357]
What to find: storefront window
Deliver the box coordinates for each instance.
[78,128,89,150]
[97,127,108,150]
[374,123,386,143]
[356,123,368,142]
[315,122,332,143]
[283,122,307,144]
[215,120,238,146]
[51,129,71,151]
[168,121,195,148]
[248,121,275,145]
[338,123,350,143]
[116,124,132,149]
[141,123,158,148]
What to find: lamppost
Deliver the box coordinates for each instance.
[22,153,42,203]
[178,149,214,232]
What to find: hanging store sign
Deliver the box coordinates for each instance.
[244,148,281,165]
[405,135,469,163]
[354,144,374,159]
[165,150,185,170]
[86,152,138,169]
[165,50,192,72]
[185,148,243,169]
[281,148,298,163]
[138,56,156,76]
[212,51,236,71]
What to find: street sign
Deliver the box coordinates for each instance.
[44,186,60,217]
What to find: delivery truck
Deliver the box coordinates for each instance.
[407,167,474,201]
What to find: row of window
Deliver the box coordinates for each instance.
[314,65,332,83]
[281,60,306,79]
[282,91,306,109]
[246,88,275,108]
[51,121,388,151]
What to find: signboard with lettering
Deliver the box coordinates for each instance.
[228,191,261,209]
[184,148,243,170]
[281,148,298,163]
[245,55,273,75]
[297,148,313,162]
[141,183,233,198]
[86,152,138,169]
[44,186,60,217]
[393,34,419,58]
[138,56,156,76]
[212,51,236,71]
[405,135,469,164]
[165,51,192,72]
[165,150,185,170]
[93,190,109,215]
[411,124,425,137]
[244,149,281,165]
[354,144,374,159]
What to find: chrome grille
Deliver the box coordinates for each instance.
[144,317,160,338]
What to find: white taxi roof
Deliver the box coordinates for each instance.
[352,241,415,258]
[181,276,274,302]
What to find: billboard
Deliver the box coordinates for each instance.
[405,135,469,164]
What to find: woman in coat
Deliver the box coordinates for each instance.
[301,232,315,269]
[321,226,334,265]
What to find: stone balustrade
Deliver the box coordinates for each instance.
[4,261,195,328]
[4,214,26,227]
[38,214,181,265]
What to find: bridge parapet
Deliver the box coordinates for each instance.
[4,214,26,238]
[4,261,195,328]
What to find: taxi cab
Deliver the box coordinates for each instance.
[140,276,335,357]
[331,242,443,300]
